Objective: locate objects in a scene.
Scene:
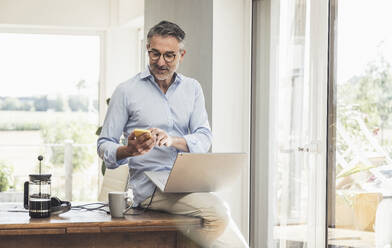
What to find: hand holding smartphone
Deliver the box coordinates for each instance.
[134,128,152,139]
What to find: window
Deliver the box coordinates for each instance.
[0,33,100,202]
[251,0,328,246]
[328,0,392,247]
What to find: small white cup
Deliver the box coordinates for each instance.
[108,192,127,218]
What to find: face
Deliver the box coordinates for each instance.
[147,35,186,82]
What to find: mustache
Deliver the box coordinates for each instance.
[152,64,169,70]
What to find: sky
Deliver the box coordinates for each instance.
[0,33,100,97]
[337,0,392,84]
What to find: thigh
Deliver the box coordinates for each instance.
[141,190,229,218]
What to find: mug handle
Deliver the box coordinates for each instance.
[123,194,133,215]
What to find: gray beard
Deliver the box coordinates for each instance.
[150,61,180,81]
[155,72,171,81]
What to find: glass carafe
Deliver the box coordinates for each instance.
[24,174,51,218]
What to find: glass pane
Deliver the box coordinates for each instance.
[331,0,392,247]
[271,0,312,247]
[0,33,100,202]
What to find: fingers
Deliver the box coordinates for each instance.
[156,133,166,146]
[129,128,171,156]
[136,132,152,142]
[149,128,170,147]
[128,131,136,141]
[161,136,173,147]
[136,134,154,151]
[132,139,154,155]
[127,131,155,156]
[149,128,159,140]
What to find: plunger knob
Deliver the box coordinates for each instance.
[37,155,43,175]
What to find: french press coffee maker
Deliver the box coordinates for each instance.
[23,156,71,218]
[23,155,52,218]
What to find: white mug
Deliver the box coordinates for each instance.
[108,192,127,218]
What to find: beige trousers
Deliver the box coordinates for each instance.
[139,190,248,248]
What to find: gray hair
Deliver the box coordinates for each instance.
[147,21,186,49]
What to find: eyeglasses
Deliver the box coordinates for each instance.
[148,50,177,63]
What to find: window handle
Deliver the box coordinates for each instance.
[297,141,321,153]
[297,147,309,152]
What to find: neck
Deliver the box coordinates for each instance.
[154,73,176,93]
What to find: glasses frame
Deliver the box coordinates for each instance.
[148,50,179,63]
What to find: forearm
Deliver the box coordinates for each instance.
[171,136,189,152]
[97,140,127,169]
[183,129,212,153]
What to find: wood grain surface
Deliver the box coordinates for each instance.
[0,203,202,248]
[0,208,201,234]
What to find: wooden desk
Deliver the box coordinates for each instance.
[0,204,202,248]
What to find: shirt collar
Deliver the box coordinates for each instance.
[140,66,152,79]
[140,66,184,84]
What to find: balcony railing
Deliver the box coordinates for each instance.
[0,141,97,201]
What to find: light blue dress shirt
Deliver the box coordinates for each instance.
[97,67,212,205]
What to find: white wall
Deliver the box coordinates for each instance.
[100,0,145,123]
[103,27,141,102]
[0,0,144,29]
[119,0,144,27]
[0,0,110,28]
[212,0,252,241]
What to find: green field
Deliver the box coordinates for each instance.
[0,110,98,130]
[0,110,98,124]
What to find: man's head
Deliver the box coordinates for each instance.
[146,21,186,82]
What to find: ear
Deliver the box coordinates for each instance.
[179,49,186,62]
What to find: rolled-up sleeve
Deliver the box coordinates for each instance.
[183,81,212,153]
[97,85,130,169]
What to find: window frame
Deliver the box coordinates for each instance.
[327,0,338,231]
[250,0,329,246]
[0,27,106,196]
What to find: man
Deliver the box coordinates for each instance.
[97,21,247,248]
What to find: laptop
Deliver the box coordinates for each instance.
[144,153,248,192]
